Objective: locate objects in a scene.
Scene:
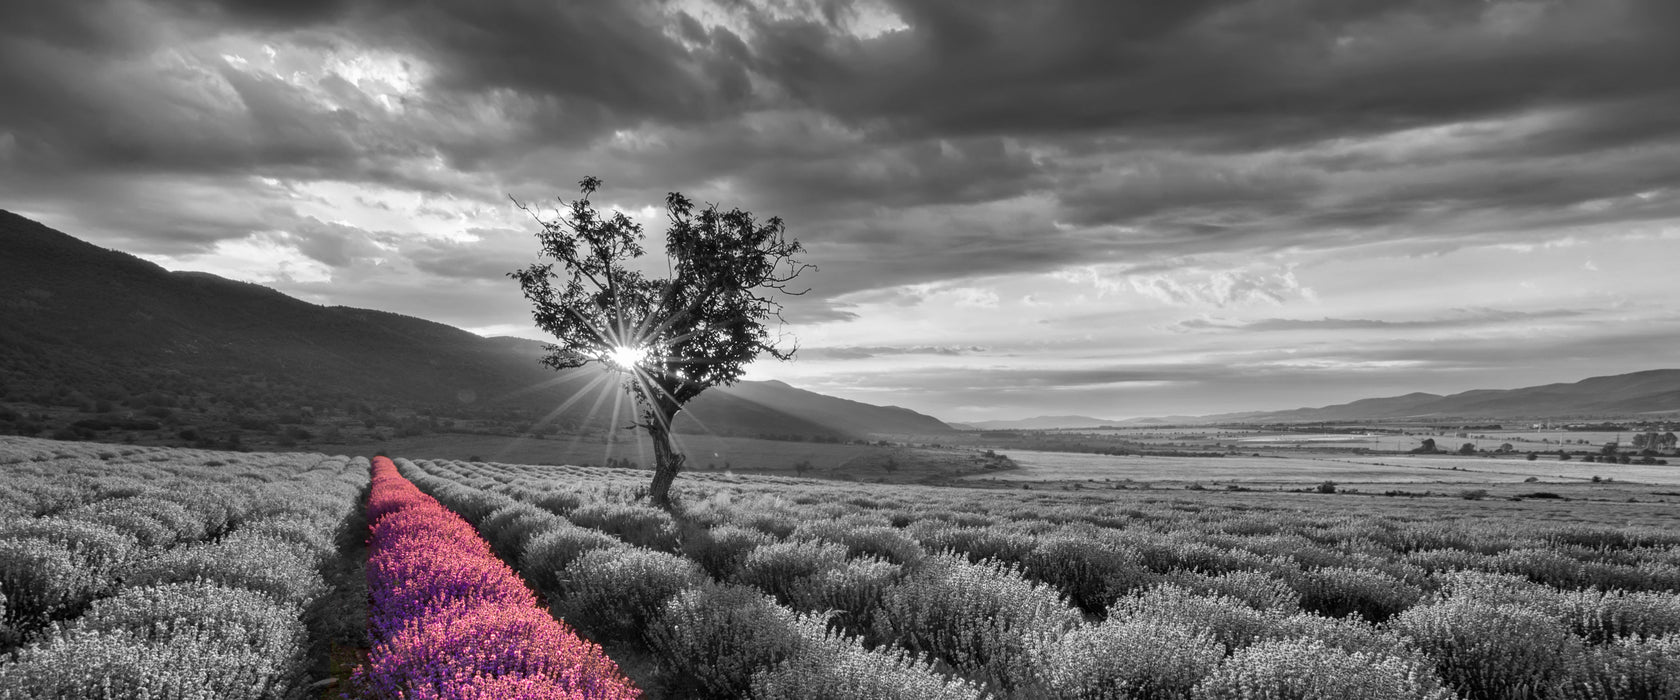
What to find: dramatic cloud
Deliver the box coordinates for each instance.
[3,0,1677,420]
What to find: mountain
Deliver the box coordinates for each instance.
[0,210,950,439]
[1200,370,1680,423]
[684,380,954,437]
[966,415,1127,430]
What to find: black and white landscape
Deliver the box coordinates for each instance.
[3,2,1680,699]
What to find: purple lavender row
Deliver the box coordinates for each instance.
[349,456,640,700]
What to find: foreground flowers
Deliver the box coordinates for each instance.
[352,456,639,699]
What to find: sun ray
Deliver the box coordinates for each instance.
[556,371,622,467]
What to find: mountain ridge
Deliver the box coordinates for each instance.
[0,209,952,440]
[1186,370,1680,423]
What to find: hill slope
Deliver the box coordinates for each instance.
[0,210,950,439]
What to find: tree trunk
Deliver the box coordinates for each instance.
[645,405,685,511]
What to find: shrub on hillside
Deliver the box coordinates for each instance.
[568,502,681,552]
[904,522,1036,564]
[1579,634,1680,699]
[682,524,775,579]
[751,615,986,700]
[1112,584,1284,652]
[0,538,102,627]
[1190,638,1454,700]
[479,502,567,562]
[1391,598,1588,699]
[792,556,903,633]
[647,583,807,698]
[71,581,306,668]
[795,521,924,565]
[1165,570,1300,613]
[1294,567,1422,622]
[1042,617,1224,700]
[735,540,849,608]
[0,518,138,574]
[1024,534,1155,615]
[1270,612,1414,659]
[554,546,707,643]
[533,490,584,515]
[230,515,335,559]
[1488,547,1592,589]
[0,627,302,699]
[121,536,327,606]
[67,497,205,547]
[518,523,624,595]
[1134,537,1280,578]
[1560,589,1680,643]
[873,554,1081,693]
[409,480,515,525]
[1404,547,1489,575]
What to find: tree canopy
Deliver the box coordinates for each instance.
[509,176,811,507]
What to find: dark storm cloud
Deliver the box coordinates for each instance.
[3,0,1679,312]
[155,0,357,27]
[748,0,1680,145]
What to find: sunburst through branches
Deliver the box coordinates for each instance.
[509,175,812,509]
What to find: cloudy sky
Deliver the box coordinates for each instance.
[3,0,1678,422]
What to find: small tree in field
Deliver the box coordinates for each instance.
[510,176,811,509]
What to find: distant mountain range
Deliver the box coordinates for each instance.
[0,210,952,439]
[963,372,1680,430]
[1197,370,1680,423]
[963,415,1130,430]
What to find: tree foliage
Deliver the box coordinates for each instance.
[509,176,812,508]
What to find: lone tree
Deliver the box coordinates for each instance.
[510,176,811,509]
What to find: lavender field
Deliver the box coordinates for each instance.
[4,435,1679,699]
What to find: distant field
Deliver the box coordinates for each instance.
[1057,427,1638,452]
[974,448,1680,486]
[333,430,997,482]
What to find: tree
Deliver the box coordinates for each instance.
[1412,438,1437,454]
[1458,442,1477,455]
[510,177,812,510]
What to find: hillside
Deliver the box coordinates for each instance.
[1203,370,1680,423]
[0,210,950,440]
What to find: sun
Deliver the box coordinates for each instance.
[607,344,649,371]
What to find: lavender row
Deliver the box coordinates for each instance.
[350,455,639,699]
[0,446,366,698]
[397,458,984,699]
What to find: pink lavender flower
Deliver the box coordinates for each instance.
[353,457,640,699]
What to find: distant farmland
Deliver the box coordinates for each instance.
[972,448,1680,486]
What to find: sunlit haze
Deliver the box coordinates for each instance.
[4,1,1677,422]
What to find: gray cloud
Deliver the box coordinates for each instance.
[800,344,987,360]
[7,0,1679,290]
[1172,308,1594,333]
